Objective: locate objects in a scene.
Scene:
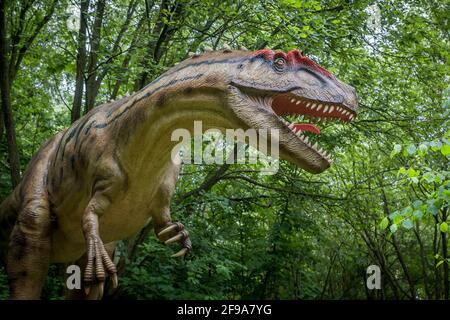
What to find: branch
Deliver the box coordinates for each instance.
[10,0,57,81]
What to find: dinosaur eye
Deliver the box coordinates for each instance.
[273,57,287,71]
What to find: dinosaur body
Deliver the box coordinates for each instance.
[0,49,358,299]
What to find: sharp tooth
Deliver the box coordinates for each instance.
[296,100,301,105]
[337,107,342,112]
[306,102,311,107]
[290,98,295,103]
[303,136,309,143]
[288,123,295,129]
[329,106,335,113]
[311,104,317,110]
[317,104,323,111]
[349,114,354,120]
[312,142,318,150]
[323,105,329,113]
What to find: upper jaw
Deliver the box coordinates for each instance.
[271,92,357,122]
[228,86,358,173]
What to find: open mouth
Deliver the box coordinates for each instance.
[243,91,357,168]
[270,93,356,163]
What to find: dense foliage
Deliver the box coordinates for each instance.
[0,0,448,299]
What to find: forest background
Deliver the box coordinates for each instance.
[0,0,449,299]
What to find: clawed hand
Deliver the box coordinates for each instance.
[157,222,192,257]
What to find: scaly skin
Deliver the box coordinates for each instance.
[0,48,358,299]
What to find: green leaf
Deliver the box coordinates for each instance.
[413,210,423,219]
[440,222,448,233]
[402,219,414,229]
[393,213,403,224]
[389,211,399,220]
[390,224,398,233]
[412,200,423,208]
[430,140,443,151]
[408,167,418,178]
[418,143,428,153]
[428,205,438,215]
[379,217,389,230]
[401,206,412,216]
[436,260,444,268]
[391,144,402,157]
[441,144,450,156]
[407,144,416,155]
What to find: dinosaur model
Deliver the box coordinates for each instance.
[0,48,358,299]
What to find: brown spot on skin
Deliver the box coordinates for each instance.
[71,156,76,170]
[155,92,166,108]
[50,212,58,229]
[205,75,218,84]
[10,232,27,261]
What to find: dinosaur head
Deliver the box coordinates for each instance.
[224,49,358,173]
[168,48,358,173]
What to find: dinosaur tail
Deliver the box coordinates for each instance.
[0,192,18,265]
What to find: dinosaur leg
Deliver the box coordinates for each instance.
[81,203,118,297]
[7,197,51,299]
[151,160,191,257]
[65,241,116,300]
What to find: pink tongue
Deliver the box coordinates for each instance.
[294,123,320,135]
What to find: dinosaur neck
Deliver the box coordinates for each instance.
[115,84,242,176]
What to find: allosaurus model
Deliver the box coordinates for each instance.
[0,48,358,299]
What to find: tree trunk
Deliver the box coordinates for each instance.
[0,0,21,187]
[380,188,416,298]
[72,0,89,123]
[110,15,146,99]
[433,214,442,298]
[442,208,449,299]
[413,224,432,299]
[84,0,106,113]
[134,0,169,91]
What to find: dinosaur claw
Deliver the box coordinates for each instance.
[111,273,118,288]
[85,285,91,296]
[158,224,178,237]
[83,234,117,298]
[171,248,188,258]
[165,233,183,245]
[98,281,104,298]
[157,222,192,256]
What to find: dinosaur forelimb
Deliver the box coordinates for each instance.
[158,222,192,258]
